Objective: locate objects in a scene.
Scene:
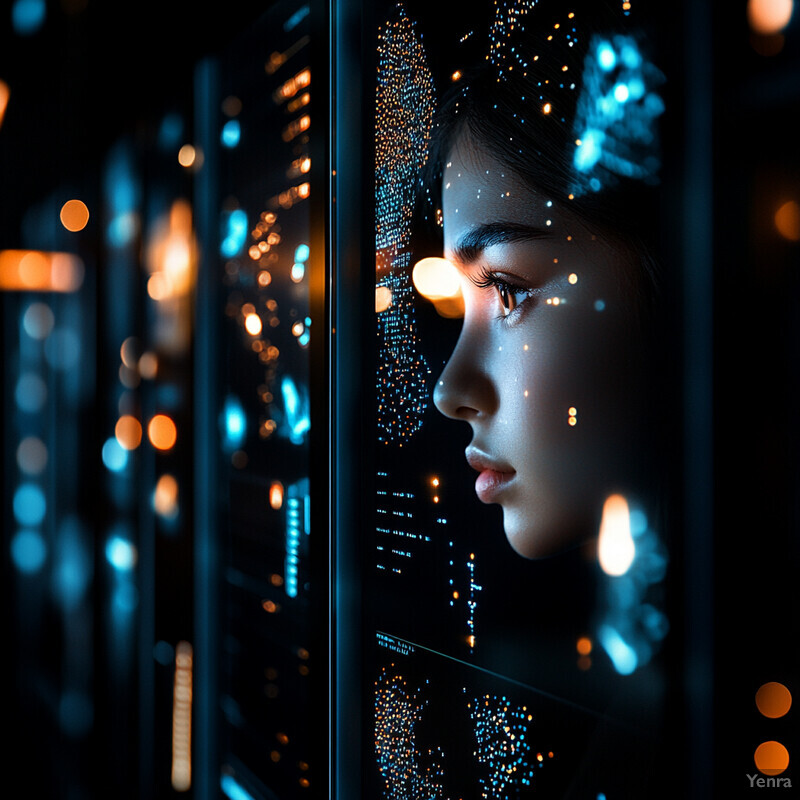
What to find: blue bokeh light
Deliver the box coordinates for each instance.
[11,529,47,574]
[13,482,46,527]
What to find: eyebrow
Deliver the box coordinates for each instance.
[450,221,553,264]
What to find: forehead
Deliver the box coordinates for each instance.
[442,136,572,252]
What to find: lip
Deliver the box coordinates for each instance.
[466,447,516,504]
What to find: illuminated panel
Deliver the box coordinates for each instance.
[211,2,319,797]
[375,4,435,445]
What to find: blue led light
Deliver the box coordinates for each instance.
[15,372,47,413]
[221,119,241,148]
[281,375,310,444]
[571,34,664,196]
[220,775,257,800]
[221,395,247,450]
[574,129,605,174]
[598,624,638,675]
[294,243,310,263]
[12,0,45,35]
[11,530,47,574]
[13,483,46,526]
[597,41,617,71]
[284,3,309,32]
[105,535,137,572]
[220,209,248,258]
[102,436,129,473]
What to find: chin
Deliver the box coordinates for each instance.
[502,505,591,559]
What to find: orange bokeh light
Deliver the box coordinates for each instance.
[754,741,790,776]
[148,414,177,450]
[115,415,143,450]
[756,682,792,718]
[60,199,90,232]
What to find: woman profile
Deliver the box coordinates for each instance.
[421,0,666,559]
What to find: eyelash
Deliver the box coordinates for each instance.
[470,267,537,321]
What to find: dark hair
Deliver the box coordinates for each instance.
[418,0,663,296]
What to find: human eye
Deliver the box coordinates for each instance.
[470,267,537,320]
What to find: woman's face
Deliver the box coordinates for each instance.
[433,135,642,558]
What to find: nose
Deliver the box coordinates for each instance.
[433,326,498,422]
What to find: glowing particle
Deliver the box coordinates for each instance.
[568,272,578,284]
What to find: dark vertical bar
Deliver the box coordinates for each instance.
[332,0,368,796]
[683,2,714,797]
[193,55,220,800]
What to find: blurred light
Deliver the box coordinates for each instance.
[281,376,310,443]
[597,41,617,71]
[139,351,158,379]
[221,119,241,148]
[171,641,193,792]
[115,415,142,450]
[12,0,46,35]
[158,113,183,149]
[775,200,800,241]
[221,209,248,258]
[576,636,593,656]
[146,200,195,301]
[120,336,140,368]
[221,775,256,800]
[0,79,9,129]
[102,436,129,472]
[290,262,305,282]
[598,624,638,675]
[748,0,794,34]
[754,741,790,776]
[11,530,47,574]
[412,257,464,317]
[17,436,48,475]
[22,301,54,339]
[153,474,179,519]
[105,534,137,571]
[222,95,242,116]
[13,483,46,526]
[15,372,47,412]
[60,199,90,232]
[756,682,792,718]
[598,493,635,576]
[148,414,177,450]
[59,691,93,738]
[244,312,263,335]
[0,249,84,292]
[178,144,197,167]
[294,243,310,263]
[270,481,285,510]
[53,517,92,612]
[44,326,81,370]
[375,285,393,312]
[222,396,247,450]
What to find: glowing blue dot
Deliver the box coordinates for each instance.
[598,794,607,800]
[613,83,630,103]
[13,483,46,526]
[599,624,638,675]
[222,395,247,450]
[574,129,605,173]
[621,43,642,69]
[221,209,248,258]
[102,436,129,473]
[628,77,646,100]
[12,0,45,35]
[597,42,616,72]
[221,119,241,148]
[294,243,310,263]
[105,535,137,572]
[11,530,47,573]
